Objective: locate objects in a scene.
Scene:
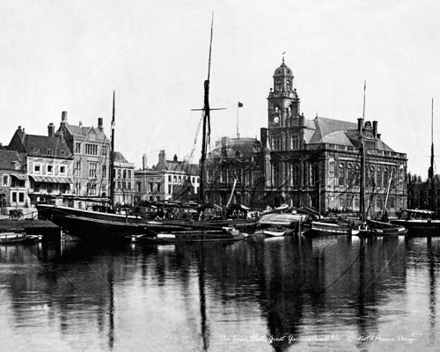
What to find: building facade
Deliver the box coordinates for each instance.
[0,149,27,213]
[134,150,199,204]
[205,137,264,207]
[56,111,110,200]
[407,174,440,216]
[260,60,407,216]
[7,125,74,206]
[112,151,135,205]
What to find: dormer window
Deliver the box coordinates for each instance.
[33,148,39,155]
[60,150,65,156]
[47,149,53,156]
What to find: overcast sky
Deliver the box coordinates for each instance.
[1,0,439,177]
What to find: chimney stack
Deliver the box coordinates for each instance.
[372,121,378,138]
[173,154,178,162]
[159,150,165,163]
[48,123,55,137]
[61,111,68,123]
[358,118,363,132]
[98,117,103,131]
[142,153,148,170]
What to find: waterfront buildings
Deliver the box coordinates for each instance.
[7,125,74,206]
[134,150,199,204]
[56,111,111,200]
[0,149,27,213]
[113,151,135,205]
[407,174,440,216]
[205,137,264,207]
[260,60,407,215]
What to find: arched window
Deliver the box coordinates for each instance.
[347,164,353,185]
[339,163,345,186]
[377,167,382,188]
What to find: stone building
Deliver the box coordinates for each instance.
[134,151,199,204]
[0,149,27,212]
[56,111,110,200]
[7,125,74,206]
[260,60,407,215]
[112,151,135,205]
[407,174,440,216]
[205,137,264,207]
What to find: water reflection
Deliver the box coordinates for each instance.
[0,234,439,351]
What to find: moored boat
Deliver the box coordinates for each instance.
[390,209,440,234]
[0,232,34,244]
[309,219,359,236]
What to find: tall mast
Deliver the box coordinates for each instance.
[109,91,115,209]
[199,13,214,205]
[360,81,366,222]
[430,98,435,212]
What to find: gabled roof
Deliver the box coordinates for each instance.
[23,134,72,158]
[0,150,22,170]
[62,124,108,141]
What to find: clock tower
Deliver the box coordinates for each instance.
[267,58,300,130]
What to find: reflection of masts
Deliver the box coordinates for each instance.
[197,247,210,350]
[107,257,115,349]
[427,237,436,345]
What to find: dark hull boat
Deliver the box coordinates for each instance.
[361,219,408,237]
[389,210,440,235]
[37,203,257,243]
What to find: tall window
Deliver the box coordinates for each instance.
[101,145,108,156]
[85,144,98,155]
[75,142,81,153]
[102,165,107,179]
[347,164,353,185]
[88,162,97,178]
[291,164,300,186]
[338,163,345,186]
[274,163,280,188]
[74,161,81,177]
[291,135,300,150]
[2,175,8,186]
[377,167,382,188]
[273,137,282,150]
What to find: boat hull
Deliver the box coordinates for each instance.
[36,204,257,243]
[390,219,440,235]
[309,220,358,236]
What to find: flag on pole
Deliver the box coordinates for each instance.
[238,102,243,108]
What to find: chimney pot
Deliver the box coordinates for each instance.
[98,117,103,130]
[61,111,68,122]
[142,153,147,170]
[48,123,55,137]
[373,121,378,138]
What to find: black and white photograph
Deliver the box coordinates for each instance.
[0,1,439,351]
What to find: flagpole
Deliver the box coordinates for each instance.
[237,102,243,138]
[236,105,240,138]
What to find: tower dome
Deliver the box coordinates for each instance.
[273,58,294,79]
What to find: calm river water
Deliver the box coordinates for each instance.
[1,233,439,352]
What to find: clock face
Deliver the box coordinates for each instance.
[273,116,280,124]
